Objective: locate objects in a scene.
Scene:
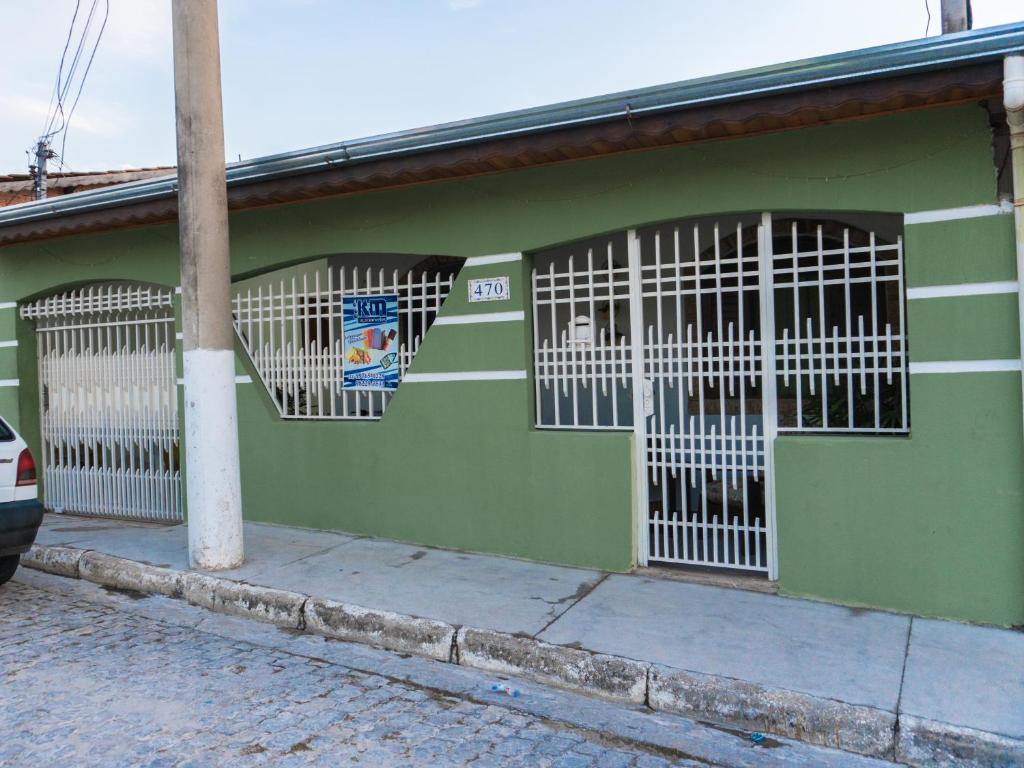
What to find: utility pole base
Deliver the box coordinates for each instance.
[184,348,244,570]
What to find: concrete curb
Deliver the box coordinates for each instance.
[648,664,896,759]
[896,714,1024,767]
[19,544,1024,767]
[182,572,306,629]
[304,597,454,662]
[456,627,649,705]
[79,551,184,599]
[22,544,84,578]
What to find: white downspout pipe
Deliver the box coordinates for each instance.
[1005,56,1024,638]
[1005,56,1024,439]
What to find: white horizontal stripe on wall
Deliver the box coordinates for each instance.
[0,302,16,310]
[403,370,527,382]
[463,253,522,267]
[434,311,525,325]
[906,281,1019,300]
[0,340,17,348]
[904,201,1013,225]
[177,375,253,385]
[0,379,18,388]
[909,359,1022,374]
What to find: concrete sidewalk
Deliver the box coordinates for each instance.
[26,514,1024,767]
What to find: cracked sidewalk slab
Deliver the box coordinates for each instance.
[18,542,1024,767]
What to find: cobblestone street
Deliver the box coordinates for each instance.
[0,573,698,768]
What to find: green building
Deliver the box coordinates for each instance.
[2,24,1023,627]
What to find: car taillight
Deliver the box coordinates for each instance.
[16,448,36,486]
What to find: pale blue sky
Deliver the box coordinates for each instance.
[0,0,1021,174]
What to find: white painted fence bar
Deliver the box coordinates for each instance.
[637,218,768,572]
[21,283,182,522]
[531,237,635,430]
[770,219,908,433]
[232,263,457,419]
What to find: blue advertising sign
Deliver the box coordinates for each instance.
[342,294,400,390]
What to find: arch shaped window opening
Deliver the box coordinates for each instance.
[531,213,907,574]
[232,254,464,420]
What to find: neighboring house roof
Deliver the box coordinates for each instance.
[0,21,1022,245]
[0,168,176,207]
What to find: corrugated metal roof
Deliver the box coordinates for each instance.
[1,21,1021,230]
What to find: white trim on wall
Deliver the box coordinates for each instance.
[434,311,525,325]
[906,281,1019,300]
[463,253,522,267]
[0,379,18,387]
[403,370,527,382]
[0,302,16,310]
[177,375,253,385]
[909,359,1022,374]
[0,340,17,348]
[904,201,1013,225]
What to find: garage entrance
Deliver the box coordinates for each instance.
[21,283,182,522]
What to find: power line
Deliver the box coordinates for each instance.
[44,0,98,140]
[40,0,82,140]
[30,0,110,194]
[59,0,110,170]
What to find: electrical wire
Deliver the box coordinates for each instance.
[45,0,99,140]
[59,0,110,170]
[40,0,81,140]
[33,0,109,180]
[924,0,932,37]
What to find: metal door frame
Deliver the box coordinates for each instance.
[628,215,779,579]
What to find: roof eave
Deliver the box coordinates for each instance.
[0,21,1021,236]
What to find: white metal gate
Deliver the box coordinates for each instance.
[21,284,182,522]
[532,213,907,577]
[636,215,772,573]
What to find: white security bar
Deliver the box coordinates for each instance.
[232,263,457,419]
[770,220,908,433]
[21,283,182,523]
[531,236,636,430]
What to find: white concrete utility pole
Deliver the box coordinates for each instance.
[171,0,244,569]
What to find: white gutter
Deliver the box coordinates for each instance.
[1004,55,1024,438]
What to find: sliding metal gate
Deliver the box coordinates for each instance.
[533,213,907,578]
[21,284,182,522]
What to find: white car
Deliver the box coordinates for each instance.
[0,416,42,585]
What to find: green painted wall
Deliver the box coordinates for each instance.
[776,371,1024,625]
[1,103,1022,622]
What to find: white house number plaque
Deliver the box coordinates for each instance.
[468,276,510,303]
